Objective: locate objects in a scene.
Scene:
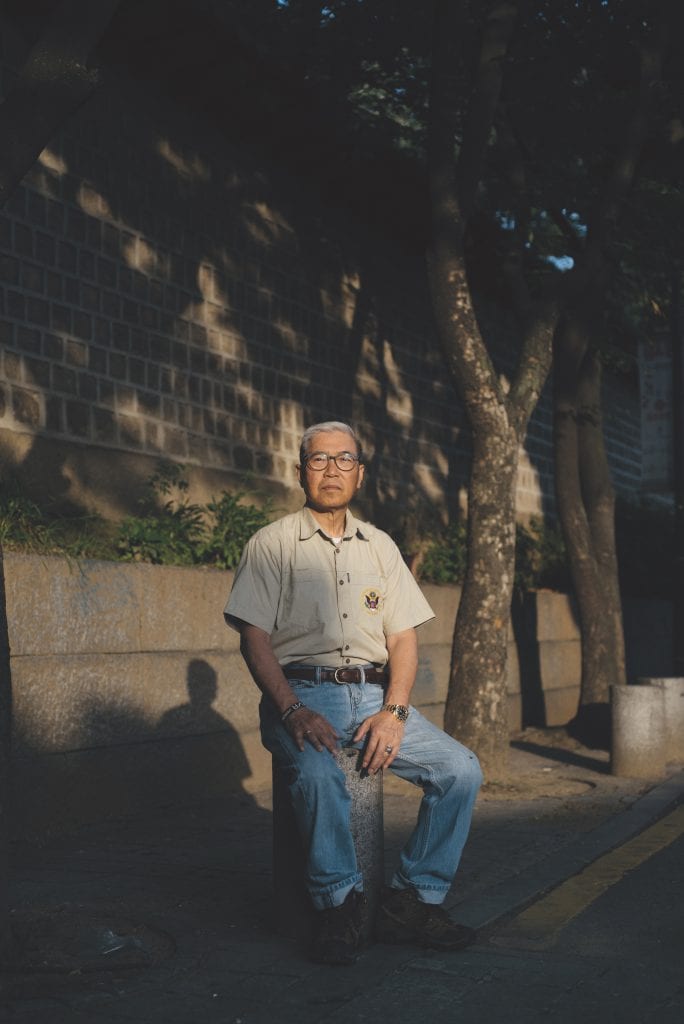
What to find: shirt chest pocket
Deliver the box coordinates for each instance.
[277,568,337,629]
[348,572,386,622]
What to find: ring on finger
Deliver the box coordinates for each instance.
[385,745,393,754]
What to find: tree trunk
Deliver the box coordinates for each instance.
[426,1,557,778]
[553,312,624,746]
[578,349,626,694]
[444,424,518,774]
[426,0,558,779]
[550,16,668,745]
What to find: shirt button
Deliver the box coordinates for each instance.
[339,580,344,585]
[345,645,350,650]
[343,613,348,619]
[345,658,350,664]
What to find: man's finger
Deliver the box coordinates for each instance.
[352,720,370,743]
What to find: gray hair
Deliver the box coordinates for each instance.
[299,421,364,465]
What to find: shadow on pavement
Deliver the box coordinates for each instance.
[510,739,609,774]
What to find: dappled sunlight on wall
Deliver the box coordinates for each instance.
[515,448,545,519]
[0,34,641,530]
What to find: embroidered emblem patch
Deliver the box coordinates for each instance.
[362,588,382,614]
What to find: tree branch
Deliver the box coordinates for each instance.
[427,1,519,416]
[458,2,518,220]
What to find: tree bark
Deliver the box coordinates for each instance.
[578,350,626,695]
[427,1,555,779]
[552,12,667,743]
[0,0,121,207]
[553,313,624,744]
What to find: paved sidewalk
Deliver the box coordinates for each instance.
[2,733,683,1024]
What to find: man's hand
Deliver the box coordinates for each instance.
[353,710,405,773]
[351,626,417,773]
[285,706,340,754]
[239,623,341,756]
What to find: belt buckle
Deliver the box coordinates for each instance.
[334,666,365,684]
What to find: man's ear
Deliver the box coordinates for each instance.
[296,463,305,488]
[356,463,365,491]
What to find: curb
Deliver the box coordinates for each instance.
[452,767,684,930]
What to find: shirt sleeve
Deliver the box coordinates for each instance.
[223,528,282,634]
[378,533,435,636]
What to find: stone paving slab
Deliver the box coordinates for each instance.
[2,736,683,1023]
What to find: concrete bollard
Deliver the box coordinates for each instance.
[272,747,384,941]
[611,684,666,778]
[638,677,684,764]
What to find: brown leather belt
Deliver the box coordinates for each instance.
[283,665,388,685]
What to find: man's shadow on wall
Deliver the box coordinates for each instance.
[154,658,257,806]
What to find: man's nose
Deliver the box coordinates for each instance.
[323,457,339,475]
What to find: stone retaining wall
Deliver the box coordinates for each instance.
[4,553,669,836]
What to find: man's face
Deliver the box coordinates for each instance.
[297,430,365,513]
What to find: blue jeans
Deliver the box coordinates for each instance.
[260,674,483,910]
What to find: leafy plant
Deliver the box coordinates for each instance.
[115,462,274,568]
[418,521,468,585]
[199,490,273,570]
[514,518,569,593]
[116,463,205,566]
[417,516,569,592]
[0,484,54,552]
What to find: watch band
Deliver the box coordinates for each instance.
[382,703,410,722]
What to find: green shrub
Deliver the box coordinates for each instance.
[0,485,54,552]
[116,462,274,568]
[116,463,206,566]
[418,521,468,585]
[514,517,569,592]
[0,478,119,560]
[199,490,273,569]
[417,516,569,592]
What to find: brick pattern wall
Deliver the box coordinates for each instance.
[0,32,642,532]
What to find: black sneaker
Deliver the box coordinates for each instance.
[310,889,367,966]
[375,886,476,951]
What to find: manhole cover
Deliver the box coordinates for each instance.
[11,908,175,973]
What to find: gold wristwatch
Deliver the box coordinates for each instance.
[382,703,410,722]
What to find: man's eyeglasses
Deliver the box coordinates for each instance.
[304,451,360,472]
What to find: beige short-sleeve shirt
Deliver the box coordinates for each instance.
[224,507,434,667]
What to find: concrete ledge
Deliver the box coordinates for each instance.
[533,590,580,642]
[4,552,668,834]
[11,649,258,753]
[5,552,233,656]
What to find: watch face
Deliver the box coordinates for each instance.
[386,704,409,722]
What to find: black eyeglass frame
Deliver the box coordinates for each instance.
[303,451,361,472]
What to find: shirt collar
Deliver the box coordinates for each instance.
[298,506,374,542]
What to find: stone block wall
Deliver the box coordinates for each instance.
[4,552,589,836]
[6,551,671,835]
[0,23,642,533]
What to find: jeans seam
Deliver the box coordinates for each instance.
[391,753,443,862]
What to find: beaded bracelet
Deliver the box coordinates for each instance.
[281,701,306,723]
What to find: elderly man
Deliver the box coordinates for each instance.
[225,421,482,964]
